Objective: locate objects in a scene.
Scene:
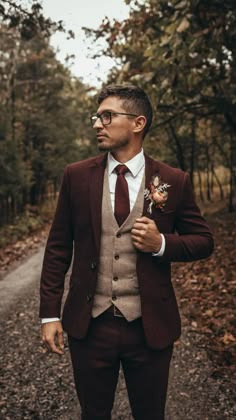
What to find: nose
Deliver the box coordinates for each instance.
[93,117,103,129]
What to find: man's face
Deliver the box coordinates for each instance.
[92,96,136,152]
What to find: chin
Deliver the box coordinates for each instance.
[98,143,111,151]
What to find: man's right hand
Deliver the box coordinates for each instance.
[41,321,64,355]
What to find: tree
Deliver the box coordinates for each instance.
[0,23,95,225]
[0,0,65,39]
[84,0,236,210]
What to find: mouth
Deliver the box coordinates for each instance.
[97,133,108,140]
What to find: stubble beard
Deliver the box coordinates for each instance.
[97,137,129,152]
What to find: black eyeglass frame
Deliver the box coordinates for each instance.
[90,111,139,127]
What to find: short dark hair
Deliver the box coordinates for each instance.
[97,84,153,138]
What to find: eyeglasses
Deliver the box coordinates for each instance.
[90,111,138,127]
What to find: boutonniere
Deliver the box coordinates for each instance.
[144,174,171,214]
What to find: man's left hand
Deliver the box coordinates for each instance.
[131,216,162,253]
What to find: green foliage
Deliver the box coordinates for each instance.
[84,0,236,209]
[0,20,96,226]
[0,209,46,248]
[0,0,66,39]
[0,139,26,197]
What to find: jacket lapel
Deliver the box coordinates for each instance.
[142,154,160,216]
[89,153,107,254]
[89,153,160,254]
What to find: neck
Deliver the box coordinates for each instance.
[111,147,142,164]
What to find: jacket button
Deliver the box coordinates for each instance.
[114,255,119,260]
[113,276,118,281]
[112,295,117,301]
[86,294,92,302]
[90,261,97,270]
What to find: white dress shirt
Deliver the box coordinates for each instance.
[108,150,145,211]
[42,149,165,323]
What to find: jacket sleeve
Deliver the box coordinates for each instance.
[39,166,74,318]
[161,172,214,262]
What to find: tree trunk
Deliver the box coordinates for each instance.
[197,171,205,202]
[205,145,211,201]
[228,133,235,212]
[168,122,186,171]
[189,118,196,186]
[212,166,224,200]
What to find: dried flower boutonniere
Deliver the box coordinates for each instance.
[144,175,171,214]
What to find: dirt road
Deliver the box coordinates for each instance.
[0,248,235,419]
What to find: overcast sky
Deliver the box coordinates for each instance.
[39,0,130,86]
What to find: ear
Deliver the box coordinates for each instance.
[133,115,147,134]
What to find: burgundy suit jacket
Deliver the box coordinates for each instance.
[40,153,214,349]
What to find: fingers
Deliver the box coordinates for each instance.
[131,228,146,238]
[131,217,161,253]
[58,330,65,352]
[135,216,150,223]
[41,321,64,355]
[133,216,152,229]
[132,237,144,250]
[132,217,159,237]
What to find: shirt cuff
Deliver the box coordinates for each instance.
[41,317,60,324]
[152,234,165,257]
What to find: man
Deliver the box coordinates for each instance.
[40,84,214,420]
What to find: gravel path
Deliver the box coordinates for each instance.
[0,249,235,419]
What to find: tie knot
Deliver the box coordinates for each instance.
[115,164,129,176]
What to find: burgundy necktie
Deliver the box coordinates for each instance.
[114,164,130,226]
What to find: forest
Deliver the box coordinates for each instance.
[0,0,98,236]
[0,0,235,238]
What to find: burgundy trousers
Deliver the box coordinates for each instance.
[68,310,173,420]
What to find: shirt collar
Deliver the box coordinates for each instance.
[107,149,145,177]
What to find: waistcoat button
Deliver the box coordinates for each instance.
[113,276,118,281]
[114,255,119,260]
[116,233,121,238]
[90,261,97,270]
[86,294,92,302]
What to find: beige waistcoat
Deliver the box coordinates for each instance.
[92,168,145,321]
